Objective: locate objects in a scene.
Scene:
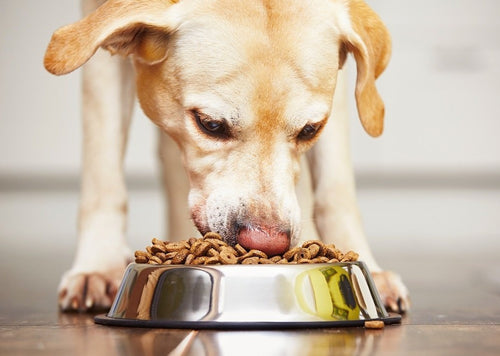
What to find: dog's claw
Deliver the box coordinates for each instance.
[58,270,124,312]
[85,297,94,310]
[371,271,410,314]
[70,297,79,311]
[396,297,408,314]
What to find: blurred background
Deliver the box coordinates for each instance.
[0,0,499,310]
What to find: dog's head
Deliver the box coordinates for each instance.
[45,0,390,255]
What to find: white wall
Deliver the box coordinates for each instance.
[351,0,500,174]
[1,0,499,179]
[0,0,158,177]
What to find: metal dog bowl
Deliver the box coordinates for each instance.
[95,262,401,329]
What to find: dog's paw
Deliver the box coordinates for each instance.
[58,267,125,312]
[371,270,410,313]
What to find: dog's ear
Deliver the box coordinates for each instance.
[44,0,181,75]
[338,0,391,137]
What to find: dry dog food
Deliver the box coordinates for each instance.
[364,320,385,329]
[134,232,359,265]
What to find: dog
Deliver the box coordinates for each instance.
[44,0,409,313]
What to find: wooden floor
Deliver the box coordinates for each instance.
[1,244,499,356]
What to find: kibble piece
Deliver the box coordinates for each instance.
[222,245,238,256]
[193,256,209,265]
[364,320,385,329]
[204,256,221,265]
[325,245,337,259]
[307,243,320,258]
[172,248,190,264]
[283,247,300,261]
[237,250,259,262]
[148,255,162,265]
[298,258,313,264]
[165,251,178,260]
[296,248,311,261]
[269,255,282,263]
[219,248,238,264]
[165,242,188,252]
[333,248,344,261]
[207,248,219,257]
[241,256,260,264]
[202,240,218,251]
[185,253,195,265]
[135,250,148,258]
[189,240,201,254]
[191,241,211,256]
[151,244,167,254]
[234,244,247,256]
[152,238,165,246]
[258,258,274,264]
[203,232,223,240]
[135,255,148,264]
[248,249,268,259]
[155,252,167,262]
[341,251,359,262]
[302,240,326,256]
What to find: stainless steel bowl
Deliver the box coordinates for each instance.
[95,262,401,328]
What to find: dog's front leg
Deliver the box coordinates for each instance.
[58,50,134,312]
[306,70,409,313]
[58,2,135,311]
[306,70,379,269]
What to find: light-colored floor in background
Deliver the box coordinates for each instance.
[1,184,499,253]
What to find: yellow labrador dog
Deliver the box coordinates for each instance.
[45,0,409,313]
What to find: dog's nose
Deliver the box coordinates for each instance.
[237,226,290,256]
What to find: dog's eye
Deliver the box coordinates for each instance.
[192,110,230,139]
[297,123,321,141]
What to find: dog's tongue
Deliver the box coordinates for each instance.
[237,227,290,256]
